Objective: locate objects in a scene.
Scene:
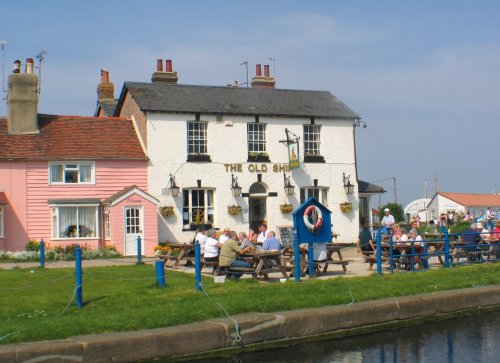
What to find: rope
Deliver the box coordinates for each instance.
[0,272,73,291]
[348,287,355,306]
[199,283,244,347]
[83,271,161,281]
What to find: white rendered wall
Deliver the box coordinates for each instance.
[147,113,359,243]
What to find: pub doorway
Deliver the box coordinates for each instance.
[248,182,267,232]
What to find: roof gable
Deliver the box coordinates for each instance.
[0,115,148,161]
[103,185,159,206]
[117,82,360,119]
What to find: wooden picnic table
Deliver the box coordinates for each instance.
[241,250,288,279]
[157,242,194,267]
[319,243,352,274]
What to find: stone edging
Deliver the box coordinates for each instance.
[1,285,499,362]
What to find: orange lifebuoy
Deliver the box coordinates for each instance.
[303,205,323,233]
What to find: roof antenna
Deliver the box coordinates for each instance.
[240,61,248,87]
[268,57,276,79]
[1,40,7,101]
[35,49,48,94]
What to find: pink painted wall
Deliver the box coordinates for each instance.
[0,159,149,251]
[109,193,159,256]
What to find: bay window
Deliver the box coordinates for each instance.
[50,202,99,239]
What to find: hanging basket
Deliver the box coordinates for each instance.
[279,203,294,214]
[227,205,242,215]
[160,206,174,217]
[339,202,353,213]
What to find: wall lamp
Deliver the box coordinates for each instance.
[283,173,295,196]
[231,173,242,197]
[167,174,180,197]
[343,173,355,194]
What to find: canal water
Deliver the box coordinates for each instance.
[185,310,499,363]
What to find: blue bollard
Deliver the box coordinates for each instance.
[137,236,142,264]
[444,230,450,268]
[376,228,382,275]
[308,242,315,277]
[195,241,201,291]
[389,236,393,273]
[155,260,166,288]
[293,231,301,282]
[75,245,83,308]
[40,239,45,268]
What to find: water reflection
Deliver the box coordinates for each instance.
[189,310,499,363]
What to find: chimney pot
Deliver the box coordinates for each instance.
[264,65,270,77]
[25,58,34,74]
[101,68,109,82]
[166,59,173,72]
[13,60,21,73]
[256,64,262,77]
[156,59,163,72]
[97,68,114,102]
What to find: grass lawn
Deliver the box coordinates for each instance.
[1,263,499,344]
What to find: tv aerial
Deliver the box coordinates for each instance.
[1,40,7,101]
[35,49,48,94]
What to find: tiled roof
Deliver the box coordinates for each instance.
[438,192,500,207]
[0,115,148,160]
[358,180,385,194]
[0,192,8,205]
[103,185,140,203]
[119,82,360,119]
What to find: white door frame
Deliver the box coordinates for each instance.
[124,206,144,256]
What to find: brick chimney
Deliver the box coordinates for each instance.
[151,59,178,84]
[97,68,115,101]
[251,64,276,89]
[7,58,39,135]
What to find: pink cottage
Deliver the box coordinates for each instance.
[0,58,158,255]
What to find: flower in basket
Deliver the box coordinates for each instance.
[160,206,174,217]
[279,203,293,214]
[227,205,242,215]
[340,202,353,213]
[154,243,170,255]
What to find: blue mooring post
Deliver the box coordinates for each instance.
[293,231,301,282]
[376,228,382,275]
[39,239,45,268]
[155,260,166,288]
[75,245,83,308]
[389,235,393,274]
[444,229,450,268]
[308,242,315,277]
[136,236,142,264]
[195,241,202,291]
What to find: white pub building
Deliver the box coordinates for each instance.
[97,60,382,244]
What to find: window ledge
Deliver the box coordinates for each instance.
[182,223,213,231]
[187,154,212,162]
[304,155,325,163]
[247,154,270,162]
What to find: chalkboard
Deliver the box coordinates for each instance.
[277,225,295,247]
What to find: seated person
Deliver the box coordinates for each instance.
[262,231,282,251]
[357,224,374,253]
[407,228,427,268]
[477,222,490,242]
[461,223,482,261]
[204,228,222,267]
[312,243,328,262]
[238,231,254,249]
[218,231,252,279]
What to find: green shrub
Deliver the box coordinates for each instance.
[450,221,472,235]
[25,240,40,252]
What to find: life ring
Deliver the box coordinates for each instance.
[303,205,323,233]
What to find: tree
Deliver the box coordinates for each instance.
[379,203,404,223]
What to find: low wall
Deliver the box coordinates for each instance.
[1,285,499,363]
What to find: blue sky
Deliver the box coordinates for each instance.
[1,0,499,208]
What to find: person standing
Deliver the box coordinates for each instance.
[381,208,395,233]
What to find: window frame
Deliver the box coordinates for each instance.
[303,124,322,156]
[182,188,215,228]
[49,203,100,240]
[49,161,95,185]
[187,121,208,155]
[247,123,267,154]
[300,187,329,206]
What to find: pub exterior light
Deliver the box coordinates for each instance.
[343,173,355,194]
[168,174,180,197]
[283,172,295,196]
[231,173,242,197]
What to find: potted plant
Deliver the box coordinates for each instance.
[279,203,294,214]
[340,202,353,213]
[247,151,270,162]
[227,205,242,215]
[303,152,325,163]
[160,206,174,217]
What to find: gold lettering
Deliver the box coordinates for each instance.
[237,164,242,172]
[248,164,255,172]
[261,164,268,172]
[273,164,278,172]
[224,164,230,172]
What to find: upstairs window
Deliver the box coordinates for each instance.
[187,121,208,155]
[247,123,269,161]
[49,162,94,184]
[304,124,321,156]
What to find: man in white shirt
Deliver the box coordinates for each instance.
[257,223,268,245]
[218,228,230,244]
[381,208,395,234]
[194,227,208,255]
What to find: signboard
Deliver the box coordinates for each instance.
[288,140,300,170]
[277,225,294,247]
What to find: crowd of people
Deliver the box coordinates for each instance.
[192,223,283,279]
